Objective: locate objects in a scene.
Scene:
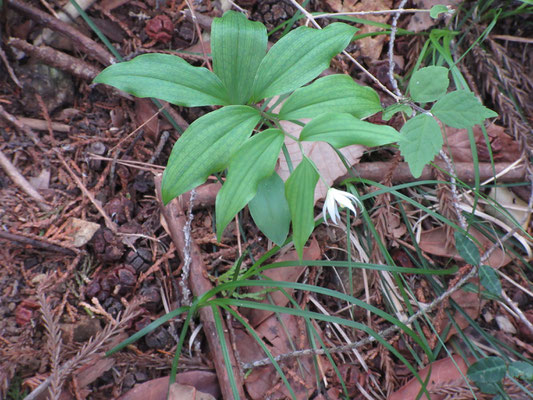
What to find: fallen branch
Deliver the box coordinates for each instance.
[155,175,245,400]
[0,149,51,211]
[7,0,114,66]
[8,38,101,81]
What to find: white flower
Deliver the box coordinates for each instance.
[322,188,362,225]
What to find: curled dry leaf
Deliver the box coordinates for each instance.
[389,355,471,400]
[443,123,520,163]
[419,226,512,268]
[325,0,393,60]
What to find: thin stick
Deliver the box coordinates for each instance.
[0,149,51,211]
[56,152,118,233]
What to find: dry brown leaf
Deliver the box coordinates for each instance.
[407,0,460,33]
[325,0,392,59]
[241,313,327,400]
[244,238,321,327]
[443,123,520,163]
[276,119,365,204]
[117,372,220,400]
[168,383,216,400]
[389,355,471,400]
[134,98,160,142]
[419,226,512,268]
[67,218,101,247]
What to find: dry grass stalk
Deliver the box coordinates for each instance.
[430,378,533,400]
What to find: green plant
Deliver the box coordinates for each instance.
[94,11,496,258]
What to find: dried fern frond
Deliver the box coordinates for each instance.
[24,299,142,400]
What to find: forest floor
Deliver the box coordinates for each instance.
[0,0,532,399]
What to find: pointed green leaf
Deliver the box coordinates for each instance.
[93,54,229,106]
[216,129,284,239]
[300,113,400,148]
[408,66,449,103]
[212,11,267,104]
[279,74,382,120]
[161,106,260,203]
[454,231,481,266]
[252,23,357,101]
[430,5,451,18]
[509,361,533,381]
[468,357,506,383]
[382,103,412,121]
[285,158,319,258]
[249,172,291,246]
[432,90,498,128]
[398,114,443,178]
[479,265,501,295]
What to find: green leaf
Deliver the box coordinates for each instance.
[212,11,267,104]
[216,129,284,239]
[279,74,382,120]
[508,361,533,381]
[454,231,481,266]
[285,158,319,258]
[300,113,400,148]
[430,5,451,18]
[161,106,260,203]
[409,66,449,103]
[432,90,498,128]
[382,103,412,121]
[468,357,507,383]
[398,114,443,178]
[479,265,501,295]
[93,53,229,107]
[252,23,357,101]
[249,172,291,246]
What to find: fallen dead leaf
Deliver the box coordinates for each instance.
[168,382,216,400]
[325,0,392,60]
[29,169,50,190]
[243,238,321,327]
[389,355,471,400]
[419,226,512,268]
[275,113,365,203]
[443,124,520,163]
[67,218,101,247]
[407,0,460,33]
[117,372,220,400]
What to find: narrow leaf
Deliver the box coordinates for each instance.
[454,231,481,265]
[285,158,319,259]
[398,114,443,178]
[467,357,507,383]
[252,23,357,101]
[430,5,451,18]
[94,54,229,106]
[479,265,501,295]
[508,361,533,381]
[382,103,412,121]
[212,11,267,104]
[249,172,291,246]
[279,74,382,120]
[300,113,400,148]
[161,106,260,203]
[216,129,284,239]
[409,66,449,103]
[432,90,498,128]
[300,113,401,148]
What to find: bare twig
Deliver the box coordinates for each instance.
[0,149,51,211]
[0,231,77,256]
[8,38,101,81]
[7,0,114,66]
[56,152,118,233]
[388,0,409,98]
